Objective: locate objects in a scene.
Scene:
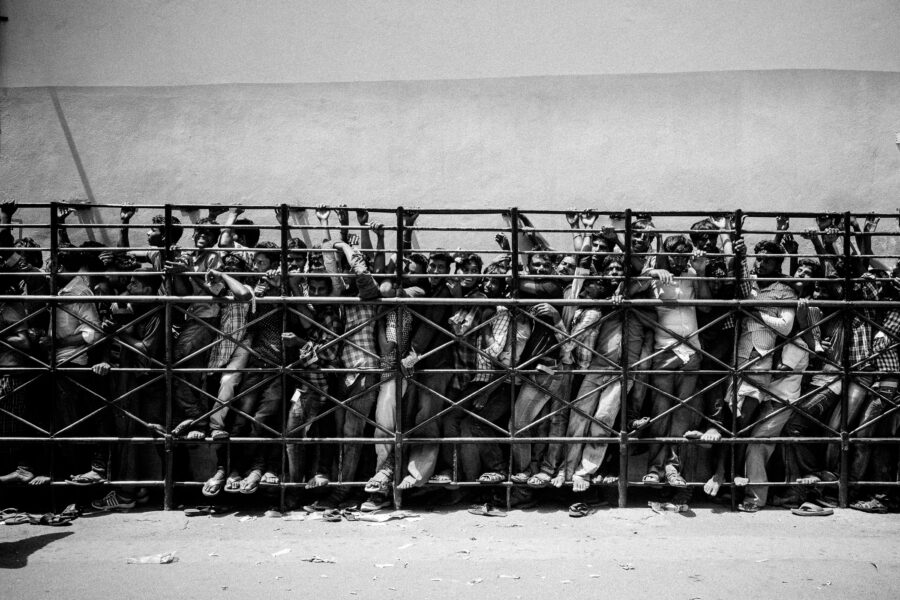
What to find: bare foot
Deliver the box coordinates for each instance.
[306,474,330,489]
[700,428,722,443]
[29,475,51,486]
[630,417,650,431]
[704,474,722,496]
[683,430,703,439]
[0,467,35,484]
[796,474,821,485]
[397,475,418,490]
[734,476,749,487]
[572,474,590,493]
[550,472,566,488]
[593,474,618,486]
[185,429,206,440]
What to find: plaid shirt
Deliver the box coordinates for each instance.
[474,307,512,383]
[563,306,602,369]
[341,303,380,387]
[208,299,249,369]
[875,308,900,373]
[849,275,878,370]
[297,303,343,392]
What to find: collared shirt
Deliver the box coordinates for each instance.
[650,268,701,357]
[208,297,249,369]
[185,250,223,319]
[56,275,101,366]
[739,277,796,357]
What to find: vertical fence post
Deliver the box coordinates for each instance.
[507,207,520,510]
[730,208,743,511]
[48,203,59,495]
[279,204,290,511]
[839,211,853,508]
[163,204,175,511]
[618,209,632,508]
[393,207,405,509]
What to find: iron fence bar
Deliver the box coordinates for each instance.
[837,211,852,508]
[163,203,175,510]
[393,206,404,509]
[730,208,743,512]
[507,206,520,510]
[618,208,632,508]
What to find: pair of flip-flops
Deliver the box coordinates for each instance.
[568,502,596,518]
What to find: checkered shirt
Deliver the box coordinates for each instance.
[208,299,249,369]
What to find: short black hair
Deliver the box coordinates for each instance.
[151,214,184,244]
[662,235,693,255]
[233,218,260,248]
[193,217,220,241]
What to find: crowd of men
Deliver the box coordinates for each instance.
[0,202,899,515]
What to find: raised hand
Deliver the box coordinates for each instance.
[495,232,510,251]
[120,204,136,224]
[369,221,385,237]
[315,204,331,222]
[1,200,18,218]
[403,208,420,227]
[207,204,229,221]
[776,215,790,231]
[565,210,580,228]
[335,204,349,226]
[356,208,369,225]
[580,210,599,229]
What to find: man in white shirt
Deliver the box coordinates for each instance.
[630,235,710,487]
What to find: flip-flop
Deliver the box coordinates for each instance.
[850,498,888,514]
[202,474,226,497]
[223,475,242,493]
[428,473,452,485]
[239,471,262,494]
[526,473,551,489]
[641,473,661,485]
[321,509,342,522]
[510,472,531,485]
[2,513,29,525]
[29,513,74,526]
[467,503,507,517]
[791,502,833,517]
[364,470,392,494]
[0,508,20,522]
[477,472,506,484]
[568,502,593,518]
[66,471,107,486]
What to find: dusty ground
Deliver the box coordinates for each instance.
[2,497,900,600]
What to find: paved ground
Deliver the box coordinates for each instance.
[3,498,900,600]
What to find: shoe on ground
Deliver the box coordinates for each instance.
[360,494,392,512]
[91,491,136,511]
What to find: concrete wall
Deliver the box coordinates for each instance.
[1,2,899,249]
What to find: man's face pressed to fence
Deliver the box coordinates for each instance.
[529,254,552,276]
[427,257,451,287]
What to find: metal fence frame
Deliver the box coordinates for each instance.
[0,203,898,511]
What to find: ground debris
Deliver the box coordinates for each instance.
[301,556,335,564]
[272,548,291,557]
[126,551,177,564]
[467,577,484,585]
[617,562,635,571]
[498,574,520,580]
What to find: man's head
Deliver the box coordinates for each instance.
[222,252,249,274]
[126,266,162,296]
[148,214,183,247]
[455,253,483,291]
[427,251,453,287]
[753,240,785,277]
[192,218,220,250]
[233,218,261,248]
[583,254,624,299]
[662,235,694,276]
[528,252,553,276]
[252,241,280,273]
[307,276,332,298]
[793,257,822,298]
[555,254,577,278]
[690,218,719,253]
[404,253,428,277]
[631,220,652,255]
[287,238,308,273]
[481,262,509,298]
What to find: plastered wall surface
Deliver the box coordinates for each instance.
[2,1,900,86]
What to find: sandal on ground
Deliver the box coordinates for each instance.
[2,513,30,525]
[67,470,107,486]
[641,472,661,485]
[850,498,888,514]
[568,502,594,518]
[321,509,342,522]
[360,494,392,512]
[467,503,507,517]
[364,470,392,494]
[303,499,335,513]
[239,470,262,494]
[738,500,762,513]
[477,472,506,484]
[526,473,551,489]
[202,472,226,497]
[0,507,20,522]
[791,501,833,517]
[29,513,74,526]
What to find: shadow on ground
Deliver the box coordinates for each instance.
[0,531,74,569]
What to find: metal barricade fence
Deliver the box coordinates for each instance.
[0,203,898,511]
